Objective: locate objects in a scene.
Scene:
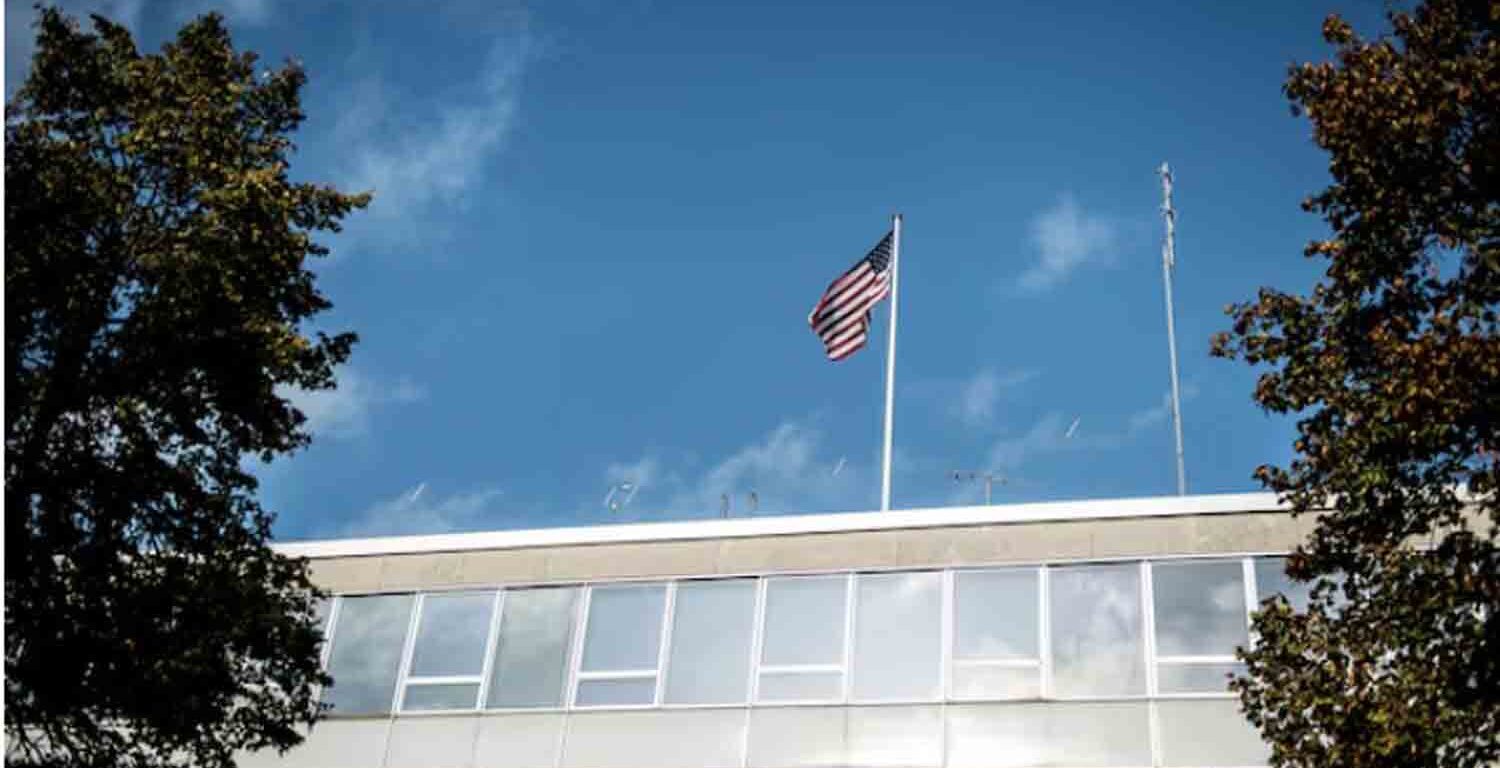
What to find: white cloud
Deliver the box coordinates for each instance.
[281,367,426,440]
[342,485,502,537]
[336,29,532,251]
[952,368,1038,429]
[1017,194,1117,292]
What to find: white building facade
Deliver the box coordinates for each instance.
[246,492,1316,768]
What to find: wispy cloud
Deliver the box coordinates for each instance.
[334,23,533,253]
[341,484,503,537]
[605,420,871,520]
[1126,382,1201,435]
[952,368,1039,429]
[1016,194,1118,292]
[280,367,426,440]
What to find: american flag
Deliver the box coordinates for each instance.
[808,232,893,361]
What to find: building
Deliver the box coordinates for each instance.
[245,491,1317,768]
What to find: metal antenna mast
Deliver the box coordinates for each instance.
[951,469,1005,505]
[1159,163,1187,496]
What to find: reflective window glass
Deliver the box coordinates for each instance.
[955,569,1038,660]
[1050,564,1145,697]
[486,587,578,709]
[580,585,666,672]
[1152,561,1248,656]
[851,572,941,700]
[409,591,494,678]
[323,594,414,715]
[664,579,755,704]
[761,576,846,666]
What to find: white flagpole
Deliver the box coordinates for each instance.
[1159,163,1187,496]
[880,214,901,511]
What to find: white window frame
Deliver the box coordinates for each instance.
[752,573,852,705]
[1146,558,1251,701]
[569,582,672,710]
[946,565,1046,703]
[318,550,1290,718]
[395,590,501,714]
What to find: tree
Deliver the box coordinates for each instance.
[1212,1,1498,766]
[5,9,369,768]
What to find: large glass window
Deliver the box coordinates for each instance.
[757,575,848,702]
[575,584,666,706]
[323,594,414,715]
[664,579,756,704]
[486,587,578,709]
[398,591,495,711]
[1050,564,1144,697]
[1151,561,1247,693]
[952,568,1042,699]
[851,571,941,701]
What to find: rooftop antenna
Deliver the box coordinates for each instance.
[604,481,638,513]
[951,469,1005,505]
[1159,162,1188,495]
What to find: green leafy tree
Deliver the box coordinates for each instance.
[5,9,368,768]
[1212,1,1498,766]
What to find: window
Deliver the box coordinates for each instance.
[575,584,667,706]
[323,594,414,715]
[757,575,848,702]
[1150,560,1247,694]
[1049,563,1144,697]
[486,587,579,709]
[400,591,496,711]
[952,568,1042,699]
[852,571,941,701]
[664,579,756,704]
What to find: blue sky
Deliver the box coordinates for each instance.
[7,0,1394,539]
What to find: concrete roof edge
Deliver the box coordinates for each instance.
[271,491,1288,560]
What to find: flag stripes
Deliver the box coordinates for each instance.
[808,232,893,361]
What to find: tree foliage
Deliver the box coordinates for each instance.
[1213,1,1499,766]
[5,9,368,767]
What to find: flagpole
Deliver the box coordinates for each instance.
[1159,163,1187,496]
[880,214,901,511]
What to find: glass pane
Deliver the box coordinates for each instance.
[1050,564,1145,697]
[575,677,656,706]
[409,591,494,677]
[851,572,941,700]
[323,594,413,715]
[1157,699,1270,766]
[402,683,480,711]
[757,671,843,702]
[487,587,578,708]
[948,701,1152,767]
[1158,662,1245,694]
[951,665,1042,699]
[1255,557,1312,612]
[1153,560,1248,657]
[664,579,755,704]
[955,569,1038,660]
[580,585,665,672]
[761,576,847,666]
[313,597,334,637]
